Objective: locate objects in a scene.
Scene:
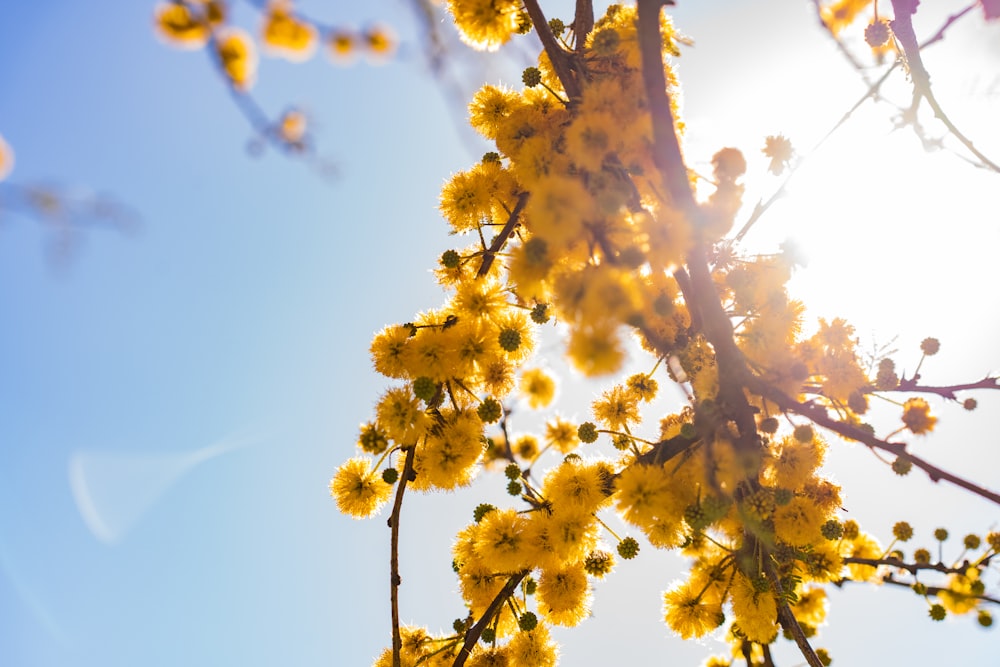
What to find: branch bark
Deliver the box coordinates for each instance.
[390,446,416,667]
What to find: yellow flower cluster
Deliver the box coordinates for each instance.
[334,3,995,665]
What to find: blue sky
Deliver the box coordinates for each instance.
[1,1,998,666]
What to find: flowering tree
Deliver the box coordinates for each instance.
[148,1,1000,665]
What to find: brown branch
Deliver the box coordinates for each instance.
[573,0,594,56]
[390,447,417,667]
[635,0,697,215]
[522,0,581,100]
[839,574,1000,606]
[882,375,1000,400]
[890,0,1000,172]
[763,553,824,667]
[452,572,528,667]
[843,555,993,577]
[751,380,1000,505]
[737,2,979,243]
[476,192,529,278]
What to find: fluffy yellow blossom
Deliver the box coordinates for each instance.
[663,579,725,639]
[154,2,211,47]
[820,0,873,36]
[261,1,317,61]
[730,574,778,644]
[615,463,672,528]
[375,386,429,444]
[507,624,558,667]
[901,397,937,435]
[543,459,613,516]
[329,457,392,519]
[363,24,398,62]
[844,532,883,582]
[474,508,532,572]
[520,367,557,409]
[446,0,522,51]
[326,30,357,64]
[792,586,828,628]
[940,567,981,615]
[566,324,625,376]
[216,28,258,90]
[417,408,484,489]
[592,385,640,431]
[537,562,592,626]
[370,324,413,379]
[545,417,580,454]
[468,85,523,141]
[773,497,826,547]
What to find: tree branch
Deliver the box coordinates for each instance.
[751,380,1000,505]
[390,446,416,667]
[452,572,528,667]
[477,192,529,278]
[763,554,824,667]
[523,0,581,100]
[890,0,1000,172]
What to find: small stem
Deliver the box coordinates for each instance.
[762,555,823,667]
[390,446,417,667]
[452,572,528,667]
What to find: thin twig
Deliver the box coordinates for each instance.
[452,572,528,667]
[751,380,1000,505]
[522,0,581,100]
[890,0,1000,172]
[476,192,529,278]
[763,555,824,667]
[844,554,994,577]
[390,447,417,667]
[881,375,1000,400]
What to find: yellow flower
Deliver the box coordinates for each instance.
[467,646,511,667]
[820,0,873,36]
[844,532,883,582]
[545,417,580,454]
[773,496,825,547]
[417,408,484,489]
[663,579,725,639]
[507,624,558,667]
[520,367,556,409]
[0,133,14,182]
[626,373,658,402]
[327,30,357,65]
[615,463,671,528]
[369,324,413,379]
[375,386,430,444]
[363,23,397,63]
[767,434,825,491]
[446,0,522,51]
[329,457,392,519]
[543,459,613,516]
[901,397,937,435]
[468,84,523,141]
[762,134,794,175]
[153,2,210,48]
[453,277,509,320]
[261,1,317,62]
[939,567,981,615]
[729,574,778,644]
[474,508,531,572]
[592,385,640,431]
[537,562,591,626]
[216,28,258,90]
[792,586,828,628]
